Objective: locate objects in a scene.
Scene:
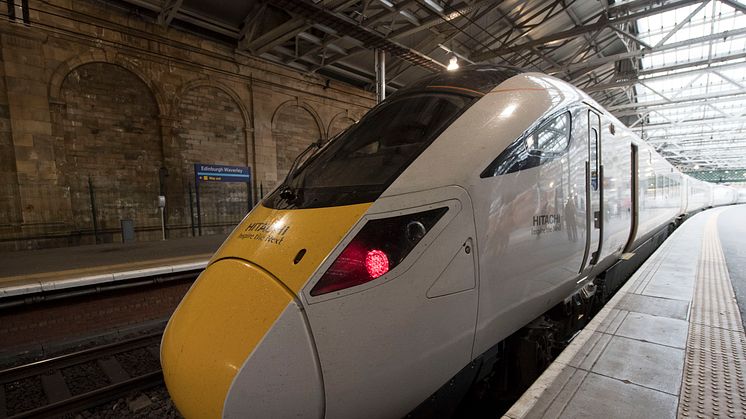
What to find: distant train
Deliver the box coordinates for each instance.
[160,65,739,418]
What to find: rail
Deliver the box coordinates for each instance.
[0,332,164,418]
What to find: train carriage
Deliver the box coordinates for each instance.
[160,65,737,419]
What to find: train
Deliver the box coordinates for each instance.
[160,65,740,418]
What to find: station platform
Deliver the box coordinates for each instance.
[505,205,746,419]
[0,235,225,298]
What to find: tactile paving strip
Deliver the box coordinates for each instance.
[678,212,746,418]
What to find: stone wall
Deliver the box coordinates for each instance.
[0,47,20,234]
[55,62,163,239]
[0,0,374,250]
[171,84,250,237]
[273,102,323,178]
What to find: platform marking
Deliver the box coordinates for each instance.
[0,258,209,298]
[0,253,212,284]
[678,210,746,418]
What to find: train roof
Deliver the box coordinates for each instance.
[399,65,523,96]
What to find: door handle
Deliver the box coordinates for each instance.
[594,211,601,229]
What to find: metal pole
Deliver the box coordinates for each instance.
[88,176,100,244]
[375,49,386,103]
[6,0,15,21]
[21,0,29,24]
[160,207,166,240]
[247,182,253,210]
[194,165,202,236]
[188,183,195,237]
[158,167,168,239]
[196,180,202,236]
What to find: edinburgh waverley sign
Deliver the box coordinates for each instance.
[192,163,253,236]
[194,164,251,183]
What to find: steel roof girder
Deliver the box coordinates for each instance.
[654,1,710,48]
[607,23,652,49]
[720,0,746,14]
[610,87,746,112]
[630,117,746,133]
[585,55,746,92]
[471,0,704,61]
[549,26,746,76]
[645,131,746,142]
[255,0,448,72]
[157,0,183,28]
[249,18,312,56]
[620,104,737,121]
[121,0,241,37]
[386,0,497,39]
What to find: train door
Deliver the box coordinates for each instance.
[623,143,639,253]
[580,109,602,272]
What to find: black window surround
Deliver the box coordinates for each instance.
[480,110,573,178]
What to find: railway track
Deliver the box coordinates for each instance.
[0,332,164,418]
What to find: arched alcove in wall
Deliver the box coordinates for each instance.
[52,62,162,238]
[328,112,357,138]
[272,101,323,179]
[173,82,251,234]
[49,51,167,116]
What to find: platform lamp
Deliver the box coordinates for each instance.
[447,55,459,71]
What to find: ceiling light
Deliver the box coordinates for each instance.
[447,56,459,71]
[423,0,443,13]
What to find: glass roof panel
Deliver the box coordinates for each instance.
[630,0,746,170]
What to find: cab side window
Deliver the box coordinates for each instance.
[481,111,571,178]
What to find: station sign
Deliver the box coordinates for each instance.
[194,164,251,183]
[193,163,253,237]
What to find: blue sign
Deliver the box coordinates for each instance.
[195,164,251,183]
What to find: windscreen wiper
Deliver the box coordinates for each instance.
[279,138,323,201]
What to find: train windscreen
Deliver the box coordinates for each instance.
[265,92,473,209]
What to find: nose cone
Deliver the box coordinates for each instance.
[161,259,323,418]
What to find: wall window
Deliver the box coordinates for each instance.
[481,111,571,177]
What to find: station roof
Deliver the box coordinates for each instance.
[117,0,746,177]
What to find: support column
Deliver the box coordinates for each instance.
[157,115,183,237]
[244,127,256,205]
[252,85,279,194]
[375,49,386,103]
[1,28,72,241]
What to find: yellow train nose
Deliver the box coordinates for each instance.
[161,202,371,417]
[160,258,305,418]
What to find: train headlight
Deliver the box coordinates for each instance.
[310,207,448,296]
[406,221,427,242]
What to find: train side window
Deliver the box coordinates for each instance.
[481,111,571,177]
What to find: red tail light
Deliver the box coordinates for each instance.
[310,207,448,296]
[365,250,389,278]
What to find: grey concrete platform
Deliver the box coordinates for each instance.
[0,234,225,297]
[505,205,746,419]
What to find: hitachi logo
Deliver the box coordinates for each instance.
[243,222,290,235]
[533,214,561,226]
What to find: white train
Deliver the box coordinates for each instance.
[160,65,738,418]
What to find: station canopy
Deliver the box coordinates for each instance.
[120,0,746,177]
